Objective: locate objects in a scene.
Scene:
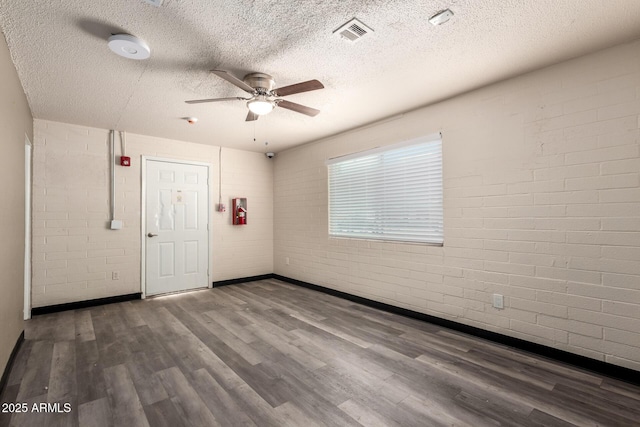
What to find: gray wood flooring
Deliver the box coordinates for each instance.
[2,279,639,426]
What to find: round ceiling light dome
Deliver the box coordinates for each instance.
[247,96,275,115]
[107,34,151,60]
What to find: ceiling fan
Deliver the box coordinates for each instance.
[186,70,324,121]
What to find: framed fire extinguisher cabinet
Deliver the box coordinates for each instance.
[232,198,247,225]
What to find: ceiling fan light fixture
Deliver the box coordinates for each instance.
[247,96,274,115]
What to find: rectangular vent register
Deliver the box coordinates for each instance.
[334,18,373,42]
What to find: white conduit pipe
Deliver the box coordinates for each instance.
[120,130,127,158]
[110,129,116,222]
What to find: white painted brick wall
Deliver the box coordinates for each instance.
[274,40,640,370]
[32,120,273,307]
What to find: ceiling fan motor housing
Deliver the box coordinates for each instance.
[243,73,275,92]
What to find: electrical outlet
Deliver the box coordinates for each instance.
[285,257,290,265]
[492,294,504,309]
[112,271,120,280]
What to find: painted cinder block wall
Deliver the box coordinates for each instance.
[0,34,32,377]
[31,120,273,307]
[274,39,640,370]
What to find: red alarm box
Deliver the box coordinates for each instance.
[120,156,131,167]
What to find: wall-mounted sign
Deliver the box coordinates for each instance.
[172,189,185,205]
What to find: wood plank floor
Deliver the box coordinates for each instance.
[2,279,639,426]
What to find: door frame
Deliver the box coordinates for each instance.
[24,137,32,320]
[141,156,213,298]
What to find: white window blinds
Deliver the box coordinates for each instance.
[326,134,443,244]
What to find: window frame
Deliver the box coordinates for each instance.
[326,133,443,245]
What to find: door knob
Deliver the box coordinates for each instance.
[147,233,158,238]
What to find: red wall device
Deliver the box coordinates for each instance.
[120,156,131,167]
[232,198,247,225]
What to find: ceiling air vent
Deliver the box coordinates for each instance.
[334,18,373,42]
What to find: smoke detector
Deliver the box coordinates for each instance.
[429,9,454,26]
[107,34,151,60]
[334,18,373,42]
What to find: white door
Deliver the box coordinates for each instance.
[145,160,209,296]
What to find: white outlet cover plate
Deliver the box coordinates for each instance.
[492,294,504,309]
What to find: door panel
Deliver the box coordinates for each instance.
[184,241,198,273]
[184,191,199,229]
[146,160,209,295]
[158,242,175,277]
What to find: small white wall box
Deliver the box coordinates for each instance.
[492,294,504,309]
[110,220,123,230]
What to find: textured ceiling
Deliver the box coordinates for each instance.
[1,0,640,153]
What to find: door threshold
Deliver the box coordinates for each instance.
[147,287,209,299]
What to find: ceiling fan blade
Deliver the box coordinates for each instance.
[275,80,324,97]
[211,69,255,93]
[245,111,259,121]
[277,100,320,117]
[185,97,248,104]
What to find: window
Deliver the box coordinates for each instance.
[326,134,443,244]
